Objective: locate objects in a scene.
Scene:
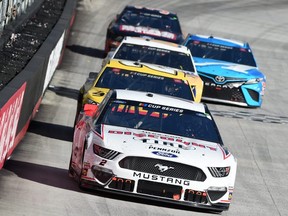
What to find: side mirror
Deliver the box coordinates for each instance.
[102,51,114,67]
[88,72,98,79]
[107,51,115,59]
[84,104,98,117]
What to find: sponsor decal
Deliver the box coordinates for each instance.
[116,70,164,80]
[43,31,65,93]
[205,81,229,89]
[228,192,233,200]
[149,145,180,154]
[108,130,217,151]
[261,81,266,96]
[133,172,190,186]
[0,83,26,169]
[82,162,90,177]
[206,42,232,50]
[204,81,244,90]
[152,151,178,158]
[119,25,176,40]
[83,162,90,169]
[228,187,233,200]
[146,46,171,53]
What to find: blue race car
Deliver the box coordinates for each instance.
[183,34,266,107]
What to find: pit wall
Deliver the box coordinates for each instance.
[0,0,77,169]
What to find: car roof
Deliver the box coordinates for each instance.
[114,89,206,113]
[186,34,250,49]
[123,5,177,17]
[120,36,191,54]
[105,59,188,79]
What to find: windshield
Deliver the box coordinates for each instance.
[118,9,182,34]
[114,43,195,72]
[98,99,221,143]
[186,40,257,67]
[95,68,193,101]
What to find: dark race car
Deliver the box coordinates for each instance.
[105,5,184,53]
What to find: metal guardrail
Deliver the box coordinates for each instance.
[0,0,34,32]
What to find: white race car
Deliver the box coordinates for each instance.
[69,89,237,212]
[102,36,198,75]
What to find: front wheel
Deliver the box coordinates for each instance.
[77,141,88,189]
[74,91,84,126]
[68,154,74,178]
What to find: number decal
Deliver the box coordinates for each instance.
[93,91,105,97]
[99,159,107,166]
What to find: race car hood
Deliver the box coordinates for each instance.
[112,24,183,44]
[85,87,110,104]
[194,57,265,81]
[99,125,233,167]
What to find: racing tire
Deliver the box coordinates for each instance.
[68,154,75,178]
[73,91,84,127]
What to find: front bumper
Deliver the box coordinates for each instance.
[79,160,233,212]
[200,75,264,107]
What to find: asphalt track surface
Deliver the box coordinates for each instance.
[1,0,288,215]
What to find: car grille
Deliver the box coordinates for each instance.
[119,157,206,181]
[201,76,246,103]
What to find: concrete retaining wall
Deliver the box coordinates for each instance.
[0,0,77,169]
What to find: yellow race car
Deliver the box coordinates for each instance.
[75,59,203,122]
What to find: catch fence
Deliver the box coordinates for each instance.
[0,0,34,32]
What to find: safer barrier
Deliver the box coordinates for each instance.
[0,0,77,169]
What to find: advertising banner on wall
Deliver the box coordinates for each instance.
[0,83,26,169]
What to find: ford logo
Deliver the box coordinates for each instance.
[215,76,225,82]
[152,151,178,158]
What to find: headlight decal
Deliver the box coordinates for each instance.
[245,77,263,84]
[208,166,230,177]
[93,144,121,160]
